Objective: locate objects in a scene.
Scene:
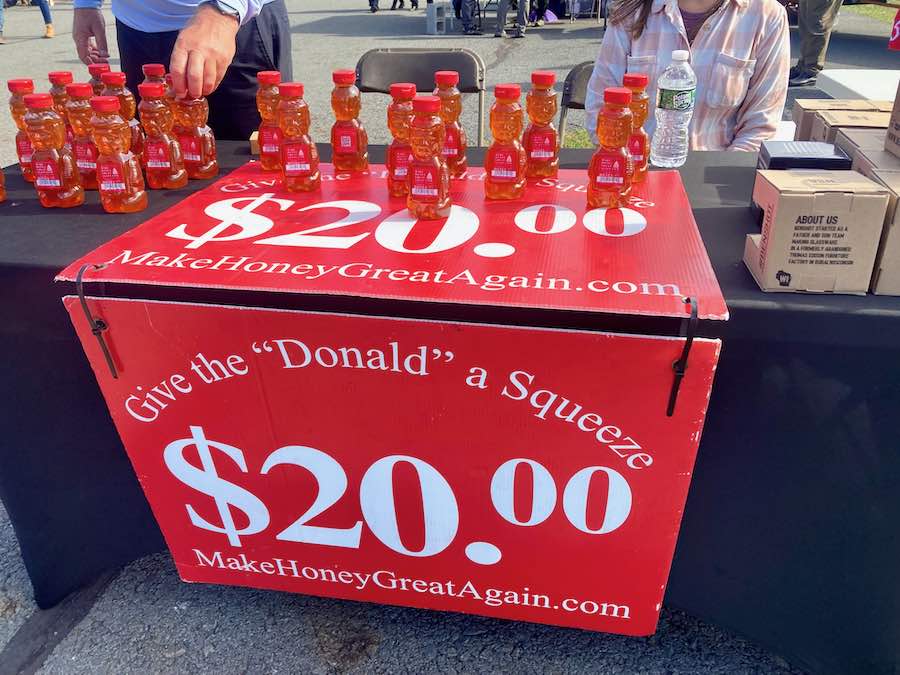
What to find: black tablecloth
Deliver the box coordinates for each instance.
[2,144,898,675]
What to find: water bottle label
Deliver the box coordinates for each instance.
[658,88,695,112]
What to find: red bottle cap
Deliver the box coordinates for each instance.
[257,70,281,85]
[279,82,304,97]
[531,70,556,87]
[332,69,356,85]
[66,82,93,98]
[142,63,166,78]
[390,82,416,99]
[604,87,632,105]
[138,82,166,98]
[101,71,127,87]
[24,93,53,109]
[48,71,74,86]
[434,70,459,86]
[90,95,120,112]
[623,72,649,88]
[413,95,441,113]
[494,83,521,100]
[7,78,35,94]
[87,63,111,77]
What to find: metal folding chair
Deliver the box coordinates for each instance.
[558,61,594,142]
[355,48,488,146]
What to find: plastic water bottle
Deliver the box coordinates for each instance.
[650,50,696,168]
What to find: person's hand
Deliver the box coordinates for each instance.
[72,8,110,65]
[170,3,239,99]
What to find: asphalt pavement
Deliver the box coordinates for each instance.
[0,0,895,671]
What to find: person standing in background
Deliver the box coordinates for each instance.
[496,0,527,37]
[789,0,843,86]
[70,0,291,140]
[0,0,55,43]
[530,0,548,26]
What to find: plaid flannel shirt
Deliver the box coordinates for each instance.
[585,0,790,151]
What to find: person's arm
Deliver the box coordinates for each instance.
[728,7,790,152]
[169,0,266,99]
[585,22,630,144]
[72,0,109,65]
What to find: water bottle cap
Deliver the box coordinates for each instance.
[49,71,74,86]
[142,63,166,78]
[531,70,556,87]
[623,72,649,88]
[332,69,356,85]
[138,82,166,98]
[87,63,111,77]
[672,50,689,61]
[66,82,93,98]
[413,95,441,113]
[279,82,304,98]
[494,83,521,100]
[90,95,120,112]
[7,78,35,94]
[435,70,459,86]
[257,70,281,85]
[390,82,417,99]
[24,93,53,109]
[101,71,127,87]
[603,87,632,105]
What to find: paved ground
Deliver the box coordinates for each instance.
[0,1,895,672]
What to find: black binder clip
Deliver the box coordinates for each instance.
[666,296,698,417]
[76,263,118,379]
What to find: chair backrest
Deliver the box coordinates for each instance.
[355,48,488,145]
[356,48,485,95]
[560,60,595,111]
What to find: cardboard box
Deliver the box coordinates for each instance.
[792,99,891,141]
[885,81,900,158]
[834,128,887,161]
[809,111,891,144]
[851,145,900,179]
[744,170,890,294]
[757,141,851,170]
[249,130,259,155]
[870,170,900,295]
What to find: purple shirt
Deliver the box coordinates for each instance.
[680,5,719,42]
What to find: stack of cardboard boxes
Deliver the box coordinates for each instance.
[743,85,900,295]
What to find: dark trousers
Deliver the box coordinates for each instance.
[115,0,292,141]
[531,0,547,20]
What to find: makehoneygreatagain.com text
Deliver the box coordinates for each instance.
[108,250,683,296]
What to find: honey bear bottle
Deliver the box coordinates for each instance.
[330,69,368,172]
[87,63,110,96]
[101,71,145,161]
[48,71,75,147]
[65,82,98,190]
[485,83,526,200]
[24,92,84,208]
[173,96,218,179]
[587,87,633,209]
[278,82,320,192]
[142,63,166,86]
[407,95,450,221]
[90,95,148,213]
[433,70,467,178]
[257,70,282,172]
[623,72,650,185]
[523,70,559,179]
[138,82,188,190]
[8,78,36,182]
[386,82,415,198]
